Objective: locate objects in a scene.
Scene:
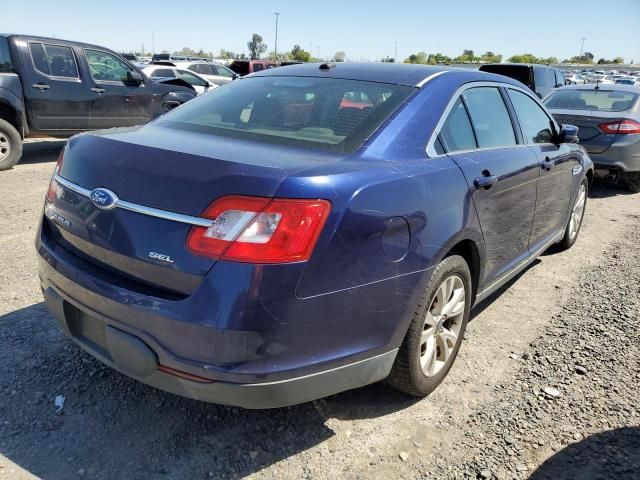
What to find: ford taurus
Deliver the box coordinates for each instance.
[37,63,593,408]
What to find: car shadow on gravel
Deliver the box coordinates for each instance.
[529,427,640,480]
[0,302,419,479]
[19,140,66,165]
[589,181,636,199]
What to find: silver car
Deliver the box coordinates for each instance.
[544,84,640,192]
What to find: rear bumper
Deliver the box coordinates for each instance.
[42,285,397,408]
[587,137,640,172]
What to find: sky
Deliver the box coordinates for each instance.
[4,0,640,63]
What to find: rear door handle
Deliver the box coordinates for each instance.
[542,157,555,171]
[91,87,105,94]
[474,172,499,189]
[32,83,50,90]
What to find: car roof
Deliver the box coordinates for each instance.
[249,63,453,87]
[481,63,555,69]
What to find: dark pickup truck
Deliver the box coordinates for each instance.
[0,34,197,170]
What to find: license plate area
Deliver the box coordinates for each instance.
[64,302,112,361]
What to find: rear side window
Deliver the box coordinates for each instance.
[507,89,554,144]
[0,37,13,72]
[462,87,516,148]
[480,65,531,87]
[215,65,235,78]
[534,68,555,88]
[29,42,79,78]
[554,70,565,87]
[252,63,264,72]
[229,61,249,76]
[159,76,414,154]
[438,98,476,152]
[544,89,639,112]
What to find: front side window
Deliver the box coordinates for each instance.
[462,87,516,148]
[508,89,554,144]
[29,42,79,78]
[159,76,413,153]
[438,97,476,152]
[177,70,207,86]
[85,49,133,83]
[215,65,235,78]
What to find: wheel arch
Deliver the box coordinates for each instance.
[445,239,482,305]
[0,101,23,138]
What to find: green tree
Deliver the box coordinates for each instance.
[247,33,267,60]
[454,49,477,63]
[291,45,311,62]
[480,51,502,63]
[404,51,427,64]
[427,53,452,64]
[508,53,540,63]
[613,56,624,64]
[332,51,346,62]
[380,56,395,63]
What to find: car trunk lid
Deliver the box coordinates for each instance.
[46,125,340,295]
[551,110,627,154]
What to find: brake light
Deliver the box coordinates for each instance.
[186,196,331,263]
[598,119,640,134]
[45,150,65,202]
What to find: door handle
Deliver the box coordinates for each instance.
[542,157,554,171]
[32,83,50,90]
[91,87,105,94]
[474,171,499,190]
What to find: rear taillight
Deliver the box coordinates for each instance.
[598,119,640,134]
[186,196,331,263]
[45,150,65,202]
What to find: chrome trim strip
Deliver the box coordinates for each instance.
[425,81,557,157]
[54,174,214,227]
[415,70,449,88]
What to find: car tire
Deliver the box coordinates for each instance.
[0,119,22,171]
[386,255,471,397]
[558,178,588,250]
[624,173,640,193]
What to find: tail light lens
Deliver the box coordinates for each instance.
[186,196,331,263]
[45,150,65,202]
[598,119,640,134]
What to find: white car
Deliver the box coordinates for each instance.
[174,61,237,86]
[141,66,217,95]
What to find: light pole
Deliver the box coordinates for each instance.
[274,12,280,60]
[394,41,398,62]
[580,37,586,57]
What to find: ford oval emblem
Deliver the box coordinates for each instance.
[89,188,118,210]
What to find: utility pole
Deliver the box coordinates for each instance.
[317,46,320,61]
[274,12,280,60]
[152,32,155,54]
[580,37,586,57]
[394,41,398,62]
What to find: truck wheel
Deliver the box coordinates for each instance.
[385,255,471,397]
[0,119,22,171]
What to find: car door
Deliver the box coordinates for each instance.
[506,88,577,252]
[211,64,235,85]
[175,69,210,95]
[21,40,90,132]
[437,86,540,286]
[83,48,152,128]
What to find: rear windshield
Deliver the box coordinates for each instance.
[480,65,532,87]
[544,90,639,112]
[159,76,414,153]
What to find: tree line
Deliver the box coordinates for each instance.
[401,49,627,65]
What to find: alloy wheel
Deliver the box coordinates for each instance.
[0,133,10,161]
[568,184,586,241]
[420,275,466,377]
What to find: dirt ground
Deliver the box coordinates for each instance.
[0,139,638,479]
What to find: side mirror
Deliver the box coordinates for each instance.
[124,70,144,86]
[557,124,579,144]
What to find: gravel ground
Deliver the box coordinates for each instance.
[0,140,639,479]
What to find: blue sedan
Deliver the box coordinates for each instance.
[37,63,593,408]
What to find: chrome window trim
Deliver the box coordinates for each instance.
[28,41,82,83]
[425,81,557,157]
[415,70,449,88]
[54,174,214,228]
